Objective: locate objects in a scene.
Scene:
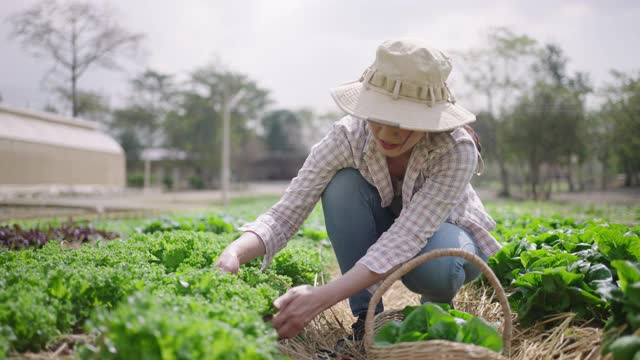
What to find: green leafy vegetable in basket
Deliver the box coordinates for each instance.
[374,303,503,352]
[608,334,640,360]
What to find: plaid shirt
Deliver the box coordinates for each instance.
[239,115,501,280]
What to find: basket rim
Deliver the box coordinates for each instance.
[363,248,512,357]
[368,337,505,353]
[368,340,507,360]
[368,309,507,357]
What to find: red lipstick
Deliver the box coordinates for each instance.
[379,139,400,150]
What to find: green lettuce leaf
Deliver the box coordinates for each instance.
[422,304,460,342]
[399,305,428,336]
[609,335,640,360]
[461,317,503,352]
[594,228,640,262]
[374,320,401,346]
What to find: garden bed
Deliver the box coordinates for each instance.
[1,200,639,359]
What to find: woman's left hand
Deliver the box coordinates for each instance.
[272,264,386,339]
[272,285,334,339]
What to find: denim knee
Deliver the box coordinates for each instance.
[401,255,464,303]
[399,223,482,303]
[321,168,370,207]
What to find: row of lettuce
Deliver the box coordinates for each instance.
[0,214,330,359]
[2,209,639,358]
[487,216,640,359]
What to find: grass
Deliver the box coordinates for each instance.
[484,199,639,225]
[0,195,283,237]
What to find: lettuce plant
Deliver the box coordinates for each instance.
[374,303,503,353]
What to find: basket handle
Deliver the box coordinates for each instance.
[364,248,512,356]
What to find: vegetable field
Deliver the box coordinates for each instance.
[488,215,640,359]
[0,201,331,360]
[0,198,638,359]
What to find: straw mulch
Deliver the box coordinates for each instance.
[278,268,607,360]
[8,334,89,360]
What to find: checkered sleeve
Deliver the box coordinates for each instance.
[357,140,478,277]
[238,122,352,270]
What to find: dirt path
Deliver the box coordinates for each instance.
[2,183,638,222]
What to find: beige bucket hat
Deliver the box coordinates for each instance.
[330,38,475,132]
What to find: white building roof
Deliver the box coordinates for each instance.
[0,103,123,155]
[141,147,188,161]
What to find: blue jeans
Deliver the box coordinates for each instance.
[321,168,487,317]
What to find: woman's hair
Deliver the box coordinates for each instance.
[463,125,482,154]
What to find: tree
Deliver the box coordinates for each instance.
[599,70,640,187]
[117,129,143,166]
[533,44,591,193]
[297,109,342,149]
[43,103,59,113]
[261,109,304,152]
[55,87,110,122]
[111,69,176,149]
[112,105,157,148]
[473,111,498,163]
[585,110,615,190]
[189,63,271,122]
[8,0,144,116]
[506,86,575,199]
[455,27,537,197]
[129,69,176,115]
[164,63,271,187]
[506,44,591,199]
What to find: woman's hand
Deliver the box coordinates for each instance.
[271,264,390,339]
[213,232,266,275]
[214,249,240,274]
[272,285,335,339]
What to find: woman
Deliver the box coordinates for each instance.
[214,38,502,341]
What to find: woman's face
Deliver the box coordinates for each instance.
[367,121,425,158]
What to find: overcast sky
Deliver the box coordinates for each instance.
[1,0,639,116]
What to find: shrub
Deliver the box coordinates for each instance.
[162,176,174,190]
[127,173,145,188]
[189,175,205,189]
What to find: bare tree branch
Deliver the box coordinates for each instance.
[7,0,145,116]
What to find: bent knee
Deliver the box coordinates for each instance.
[322,168,368,203]
[401,256,465,302]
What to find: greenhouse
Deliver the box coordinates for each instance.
[0,104,124,187]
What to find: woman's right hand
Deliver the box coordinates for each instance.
[213,232,266,275]
[214,249,241,274]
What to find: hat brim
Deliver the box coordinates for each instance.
[330,80,475,132]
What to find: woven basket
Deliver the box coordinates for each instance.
[364,248,512,359]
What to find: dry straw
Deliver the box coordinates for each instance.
[278,276,607,359]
